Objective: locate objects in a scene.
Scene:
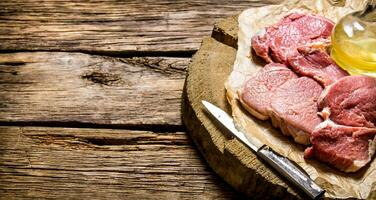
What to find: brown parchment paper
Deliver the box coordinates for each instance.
[225,0,375,199]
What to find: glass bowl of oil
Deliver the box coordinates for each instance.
[331,7,376,77]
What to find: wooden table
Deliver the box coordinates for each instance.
[0,1,278,199]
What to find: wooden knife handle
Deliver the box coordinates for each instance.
[257,145,325,200]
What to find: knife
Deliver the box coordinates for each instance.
[202,100,325,200]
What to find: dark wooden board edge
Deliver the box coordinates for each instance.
[211,16,238,49]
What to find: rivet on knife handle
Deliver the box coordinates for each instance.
[257,145,325,200]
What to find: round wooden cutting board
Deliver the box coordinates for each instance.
[181,17,376,200]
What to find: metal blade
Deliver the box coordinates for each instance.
[202,100,264,152]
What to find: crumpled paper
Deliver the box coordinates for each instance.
[225,0,375,199]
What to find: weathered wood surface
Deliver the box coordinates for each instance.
[0,0,287,199]
[0,0,280,54]
[0,52,187,127]
[0,126,242,199]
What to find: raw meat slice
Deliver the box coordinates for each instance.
[270,77,323,145]
[288,47,349,87]
[251,12,348,87]
[239,63,298,120]
[305,120,376,172]
[319,75,376,128]
[251,13,334,64]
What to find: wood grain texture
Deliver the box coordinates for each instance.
[0,126,243,199]
[182,36,302,200]
[0,0,280,53]
[0,52,188,127]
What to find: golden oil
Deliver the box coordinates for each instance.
[331,12,376,77]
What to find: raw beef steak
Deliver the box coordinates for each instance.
[251,13,333,64]
[305,120,376,172]
[251,13,348,87]
[319,75,376,128]
[239,63,298,120]
[288,47,349,87]
[270,77,323,145]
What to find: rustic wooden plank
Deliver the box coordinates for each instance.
[0,126,242,199]
[0,52,188,126]
[0,0,280,53]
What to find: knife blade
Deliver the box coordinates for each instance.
[202,100,325,200]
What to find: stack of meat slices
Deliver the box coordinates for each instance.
[239,12,376,172]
